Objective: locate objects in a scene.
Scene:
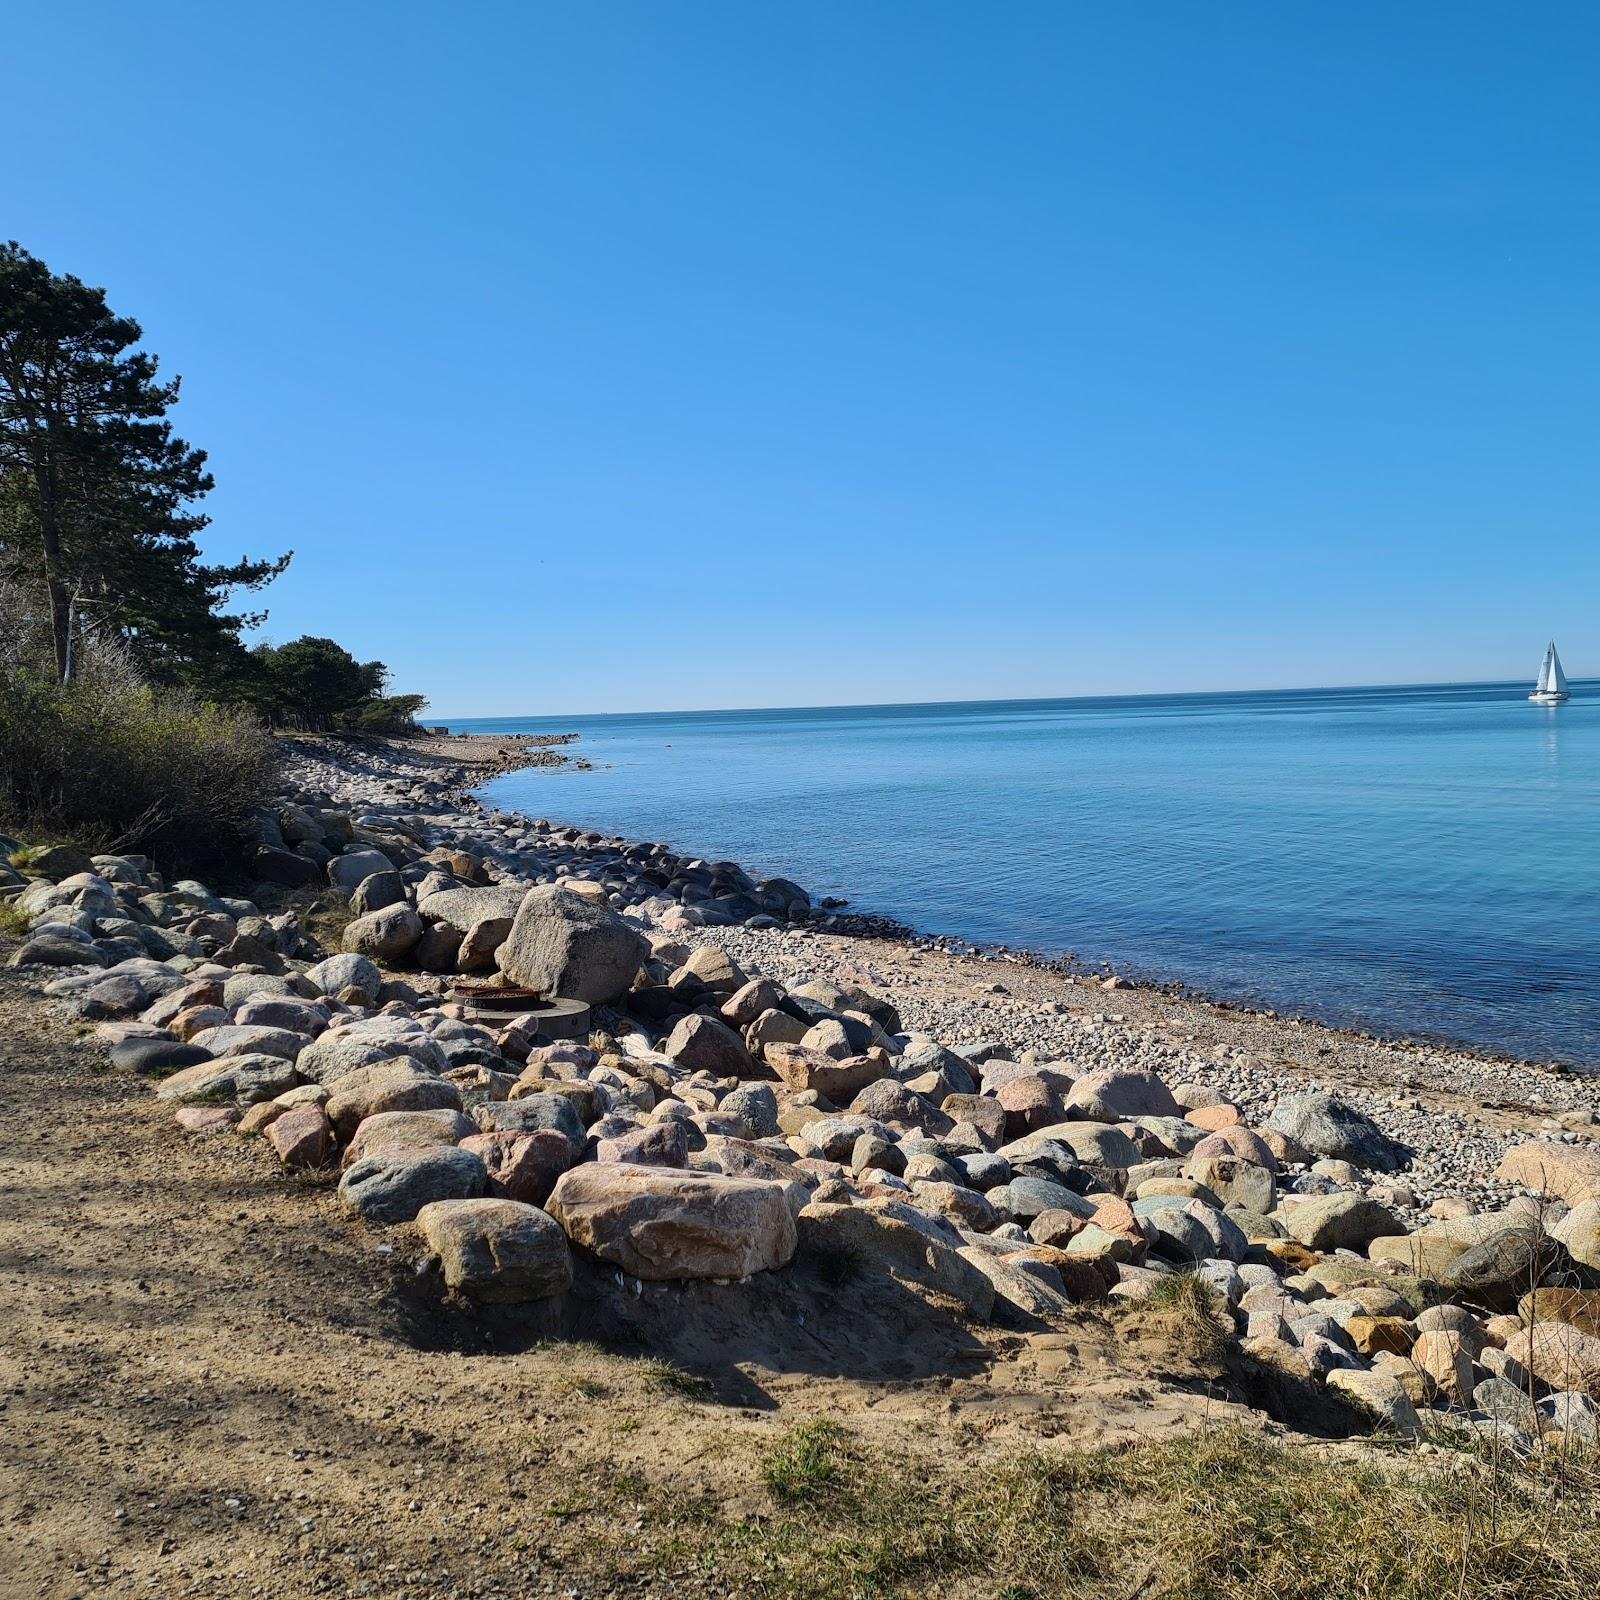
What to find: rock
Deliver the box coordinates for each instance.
[679,945,745,993]
[1065,1069,1180,1122]
[477,1091,587,1151]
[154,1054,298,1105]
[595,1121,690,1168]
[1439,1228,1566,1313]
[252,845,320,887]
[957,1247,1080,1326]
[109,1038,212,1077]
[1519,1288,1600,1338]
[266,1104,332,1168]
[327,848,396,896]
[416,884,529,931]
[338,1146,489,1224]
[23,843,95,878]
[413,921,463,971]
[459,1130,574,1204]
[1503,1321,1600,1397]
[1411,1328,1475,1405]
[1326,1369,1423,1437]
[458,915,514,971]
[796,1199,995,1319]
[325,1061,462,1140]
[1282,1194,1400,1253]
[765,1043,885,1102]
[662,1013,752,1076]
[342,903,424,962]
[494,885,647,1004]
[1007,1123,1142,1169]
[305,953,384,1004]
[10,936,108,969]
[546,1164,797,1280]
[720,977,782,1029]
[415,1198,573,1302]
[189,1024,305,1062]
[1189,1126,1280,1171]
[1264,1092,1409,1172]
[175,1105,241,1135]
[719,1083,780,1140]
[349,870,406,914]
[343,1108,476,1167]
[1346,1315,1415,1356]
[1496,1143,1600,1206]
[1552,1200,1600,1271]
[1474,1376,1538,1431]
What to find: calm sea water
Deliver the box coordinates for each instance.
[449,684,1600,1066]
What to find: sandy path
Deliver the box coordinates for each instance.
[0,967,1270,1600]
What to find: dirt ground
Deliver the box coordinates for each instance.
[0,962,1320,1600]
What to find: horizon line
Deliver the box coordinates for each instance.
[433,672,1593,725]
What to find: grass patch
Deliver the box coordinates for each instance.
[763,1420,855,1510]
[1137,1269,1234,1361]
[635,1358,708,1398]
[0,898,30,938]
[613,1422,1600,1600]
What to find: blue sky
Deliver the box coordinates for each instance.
[7,3,1597,714]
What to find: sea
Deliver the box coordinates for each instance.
[447,683,1600,1068]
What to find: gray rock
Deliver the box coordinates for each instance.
[349,870,406,915]
[415,1198,574,1301]
[304,952,384,1003]
[1264,1092,1410,1173]
[327,849,396,896]
[339,1146,489,1224]
[494,886,647,1005]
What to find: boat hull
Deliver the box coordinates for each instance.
[1529,691,1570,703]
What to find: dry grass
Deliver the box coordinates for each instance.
[580,1421,1600,1600]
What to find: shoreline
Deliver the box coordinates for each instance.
[284,731,1598,1216]
[448,731,1589,1081]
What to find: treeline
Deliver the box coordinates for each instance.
[0,242,429,867]
[0,241,424,734]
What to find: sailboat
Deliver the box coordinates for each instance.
[1529,640,1571,704]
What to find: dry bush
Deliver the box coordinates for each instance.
[0,610,278,874]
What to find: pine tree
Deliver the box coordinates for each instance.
[0,241,289,682]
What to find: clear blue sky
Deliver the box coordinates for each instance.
[7,3,1597,715]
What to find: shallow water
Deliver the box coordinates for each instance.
[452,683,1600,1065]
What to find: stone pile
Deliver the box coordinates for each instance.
[5,774,1600,1456]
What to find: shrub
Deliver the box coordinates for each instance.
[0,655,278,874]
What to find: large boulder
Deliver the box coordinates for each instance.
[342,903,424,962]
[327,848,397,897]
[662,1013,752,1076]
[1065,1069,1180,1122]
[416,884,531,932]
[1264,1092,1409,1173]
[1438,1227,1568,1313]
[795,1199,995,1320]
[765,1043,885,1102]
[545,1165,796,1280]
[1503,1321,1600,1398]
[343,1107,476,1167]
[325,1060,462,1140]
[1282,1194,1401,1253]
[153,1053,298,1105]
[459,1129,574,1204]
[304,952,384,1004]
[338,1146,488,1224]
[494,886,647,1005]
[1496,1143,1600,1206]
[415,1198,573,1302]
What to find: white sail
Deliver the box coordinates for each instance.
[1538,644,1555,694]
[1550,642,1569,695]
